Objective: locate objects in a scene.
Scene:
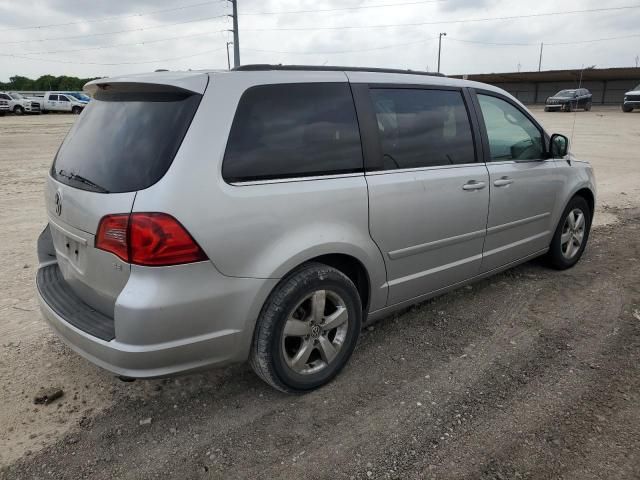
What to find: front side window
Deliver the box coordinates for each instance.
[59,95,70,102]
[477,94,544,161]
[223,83,363,182]
[370,88,475,170]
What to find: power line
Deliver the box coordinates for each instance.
[0,14,229,45]
[241,5,640,31]
[0,0,227,33]
[446,32,640,47]
[0,47,227,66]
[19,30,228,56]
[241,0,445,15]
[243,38,437,55]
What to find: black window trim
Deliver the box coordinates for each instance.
[469,87,551,163]
[351,83,483,173]
[222,82,366,185]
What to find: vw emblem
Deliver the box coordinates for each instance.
[54,191,63,216]
[310,324,321,338]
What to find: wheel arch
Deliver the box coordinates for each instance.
[274,252,373,314]
[573,187,595,219]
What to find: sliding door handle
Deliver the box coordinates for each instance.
[493,177,514,187]
[462,181,486,191]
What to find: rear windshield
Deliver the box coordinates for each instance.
[51,88,202,193]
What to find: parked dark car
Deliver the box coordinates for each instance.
[622,83,640,112]
[545,88,592,112]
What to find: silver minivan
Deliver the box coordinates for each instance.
[36,65,596,392]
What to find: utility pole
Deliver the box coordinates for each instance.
[636,55,639,68]
[437,32,446,73]
[228,0,240,68]
[538,42,544,72]
[226,42,233,70]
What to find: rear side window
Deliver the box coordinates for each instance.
[370,88,476,170]
[51,88,202,193]
[223,83,363,182]
[49,94,58,101]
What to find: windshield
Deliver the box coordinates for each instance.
[66,92,91,101]
[633,84,640,92]
[51,88,202,193]
[9,93,23,100]
[555,90,576,98]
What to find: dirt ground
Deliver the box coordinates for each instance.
[0,107,638,479]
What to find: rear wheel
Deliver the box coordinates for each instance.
[13,105,24,115]
[250,263,362,393]
[547,196,591,270]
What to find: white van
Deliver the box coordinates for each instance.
[43,92,89,114]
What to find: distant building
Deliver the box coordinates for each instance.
[450,67,640,105]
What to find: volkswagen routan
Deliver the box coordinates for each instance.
[36,65,596,392]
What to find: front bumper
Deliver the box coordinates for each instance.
[545,104,564,109]
[36,227,277,378]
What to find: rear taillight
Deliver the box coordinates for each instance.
[95,213,207,266]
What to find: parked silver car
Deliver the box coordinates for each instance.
[36,66,596,392]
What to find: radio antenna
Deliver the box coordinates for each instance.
[570,64,595,149]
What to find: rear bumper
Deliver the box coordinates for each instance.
[36,229,277,378]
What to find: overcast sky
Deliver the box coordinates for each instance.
[1,0,639,81]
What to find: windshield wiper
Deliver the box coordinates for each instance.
[57,169,109,193]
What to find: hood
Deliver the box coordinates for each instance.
[625,89,640,95]
[546,96,572,102]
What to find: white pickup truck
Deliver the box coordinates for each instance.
[43,91,90,114]
[0,96,8,116]
[0,92,41,115]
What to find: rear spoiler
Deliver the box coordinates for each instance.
[84,71,209,96]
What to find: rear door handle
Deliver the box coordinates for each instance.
[462,181,486,191]
[493,177,514,187]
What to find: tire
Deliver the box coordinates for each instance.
[544,107,550,112]
[250,262,362,393]
[622,104,633,113]
[72,106,82,114]
[547,196,591,270]
[585,102,592,111]
[13,105,24,116]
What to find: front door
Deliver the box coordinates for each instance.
[473,91,562,272]
[58,95,72,112]
[362,86,489,305]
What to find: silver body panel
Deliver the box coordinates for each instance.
[366,164,489,304]
[36,68,596,378]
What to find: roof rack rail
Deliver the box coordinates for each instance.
[233,64,445,77]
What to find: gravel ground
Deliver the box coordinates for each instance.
[0,107,639,479]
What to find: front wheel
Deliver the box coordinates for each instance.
[585,102,592,111]
[72,106,82,114]
[250,263,362,393]
[622,104,633,112]
[13,105,24,115]
[547,196,591,269]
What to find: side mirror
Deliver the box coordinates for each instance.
[550,133,569,158]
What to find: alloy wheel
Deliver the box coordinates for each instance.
[281,289,349,375]
[561,208,586,259]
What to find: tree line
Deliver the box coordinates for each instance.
[0,75,100,91]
